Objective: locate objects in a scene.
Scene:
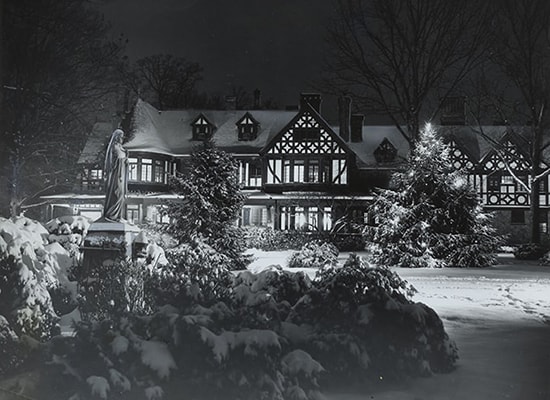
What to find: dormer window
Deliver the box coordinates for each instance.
[191,114,214,141]
[374,138,398,163]
[237,112,259,141]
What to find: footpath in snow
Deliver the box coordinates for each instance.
[249,250,550,400]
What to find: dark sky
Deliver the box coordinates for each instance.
[101,0,336,111]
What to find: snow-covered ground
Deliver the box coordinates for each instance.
[248,250,550,400]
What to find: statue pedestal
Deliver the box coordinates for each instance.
[81,221,141,268]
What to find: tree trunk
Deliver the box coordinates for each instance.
[531,124,543,244]
[530,179,541,244]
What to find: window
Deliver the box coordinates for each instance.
[283,160,291,183]
[293,160,305,183]
[154,160,165,183]
[308,160,320,183]
[90,169,103,180]
[128,158,138,181]
[487,173,500,193]
[249,163,262,187]
[511,209,525,224]
[141,158,153,182]
[126,204,139,224]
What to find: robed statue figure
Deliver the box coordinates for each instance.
[102,129,128,221]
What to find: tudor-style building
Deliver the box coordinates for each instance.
[42,93,550,243]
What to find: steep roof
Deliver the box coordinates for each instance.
[77,122,115,165]
[124,99,296,156]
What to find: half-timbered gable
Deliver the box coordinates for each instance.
[261,102,352,189]
[479,135,536,207]
[446,139,479,189]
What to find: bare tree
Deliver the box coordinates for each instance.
[322,0,489,143]
[1,0,126,217]
[129,54,202,110]
[473,0,550,244]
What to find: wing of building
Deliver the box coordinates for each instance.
[41,93,550,243]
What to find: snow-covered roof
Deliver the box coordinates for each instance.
[125,99,296,156]
[78,122,115,165]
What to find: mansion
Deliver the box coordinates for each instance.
[43,93,550,243]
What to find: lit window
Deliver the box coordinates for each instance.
[293,160,305,183]
[141,158,152,182]
[126,204,139,223]
[129,158,138,181]
[90,169,103,180]
[249,163,262,187]
[283,160,291,183]
[154,160,165,183]
[308,160,320,183]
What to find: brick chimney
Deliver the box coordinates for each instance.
[440,96,465,125]
[253,89,261,109]
[338,95,352,142]
[225,95,237,111]
[350,114,364,142]
[300,93,322,113]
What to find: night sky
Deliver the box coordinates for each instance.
[101,0,337,112]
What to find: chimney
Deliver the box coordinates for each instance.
[253,89,261,109]
[350,114,364,142]
[440,96,465,125]
[225,95,237,111]
[299,93,322,113]
[338,95,352,142]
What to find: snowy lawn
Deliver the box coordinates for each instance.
[247,249,550,400]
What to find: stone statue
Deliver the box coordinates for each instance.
[102,129,128,222]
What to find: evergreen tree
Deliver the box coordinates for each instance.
[165,139,249,269]
[365,124,501,268]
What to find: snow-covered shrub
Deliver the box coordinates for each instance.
[514,243,548,260]
[287,241,339,269]
[79,256,149,321]
[365,125,502,268]
[39,250,456,399]
[0,314,23,375]
[45,215,90,265]
[148,237,234,308]
[288,254,457,383]
[244,226,313,251]
[0,217,60,340]
[329,234,366,252]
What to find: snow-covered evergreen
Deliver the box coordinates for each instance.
[165,139,249,270]
[365,124,502,268]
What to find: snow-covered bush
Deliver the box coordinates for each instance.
[515,243,548,261]
[0,217,61,341]
[148,237,235,308]
[0,314,23,375]
[45,215,90,263]
[365,124,502,268]
[288,254,457,383]
[39,250,456,399]
[244,226,312,251]
[287,241,339,269]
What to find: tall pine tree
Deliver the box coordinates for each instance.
[365,124,501,268]
[165,139,249,269]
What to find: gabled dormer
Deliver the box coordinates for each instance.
[191,113,215,141]
[373,138,397,163]
[236,112,260,141]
